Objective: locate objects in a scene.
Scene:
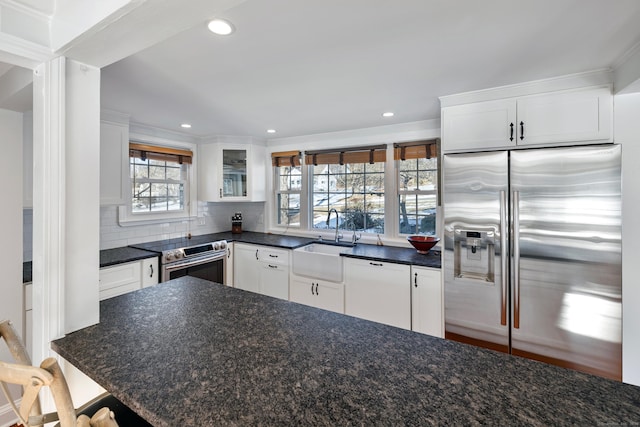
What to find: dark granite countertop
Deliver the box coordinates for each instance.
[23,261,32,283]
[99,247,159,268]
[52,277,640,426]
[221,232,441,268]
[343,243,441,268]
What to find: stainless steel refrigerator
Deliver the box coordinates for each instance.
[443,144,622,380]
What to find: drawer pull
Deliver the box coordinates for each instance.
[269,254,278,258]
[370,262,383,267]
[268,264,278,269]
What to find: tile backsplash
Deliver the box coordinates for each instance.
[23,202,266,260]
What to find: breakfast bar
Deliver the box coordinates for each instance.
[52,277,640,426]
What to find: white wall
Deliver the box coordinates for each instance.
[99,202,265,249]
[0,108,23,425]
[616,92,640,386]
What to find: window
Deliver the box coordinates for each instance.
[306,145,386,234]
[272,151,302,227]
[395,139,439,235]
[129,143,192,214]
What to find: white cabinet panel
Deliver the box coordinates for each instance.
[442,86,612,152]
[225,243,234,286]
[290,274,344,314]
[233,243,261,293]
[344,258,411,329]
[24,282,33,356]
[199,143,266,202]
[141,257,159,288]
[260,263,289,300]
[443,98,517,151]
[516,87,612,146]
[234,243,290,298]
[411,266,443,338]
[99,261,141,300]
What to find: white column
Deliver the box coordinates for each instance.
[31,57,100,364]
[617,92,640,386]
[32,57,67,365]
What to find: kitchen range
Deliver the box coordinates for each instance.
[130,237,229,283]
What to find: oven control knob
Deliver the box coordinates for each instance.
[174,251,183,259]
[213,242,220,251]
[219,241,227,250]
[166,253,174,261]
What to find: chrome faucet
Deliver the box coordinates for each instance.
[326,208,343,243]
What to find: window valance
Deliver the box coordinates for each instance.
[304,144,387,165]
[271,150,302,167]
[393,138,439,161]
[129,143,193,164]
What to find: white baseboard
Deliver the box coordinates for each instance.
[0,399,19,427]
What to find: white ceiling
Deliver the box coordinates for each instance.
[10,0,640,140]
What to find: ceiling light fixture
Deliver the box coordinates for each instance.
[207,18,235,35]
[267,129,277,134]
[382,112,395,117]
[181,123,192,128]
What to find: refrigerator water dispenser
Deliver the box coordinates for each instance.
[453,230,495,283]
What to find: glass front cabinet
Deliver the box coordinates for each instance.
[199,142,266,202]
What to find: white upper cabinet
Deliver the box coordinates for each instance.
[442,86,612,152]
[100,118,129,205]
[442,98,517,151]
[199,143,266,202]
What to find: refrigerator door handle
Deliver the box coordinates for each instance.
[513,190,521,329]
[500,190,508,326]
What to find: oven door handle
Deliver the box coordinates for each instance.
[164,256,224,272]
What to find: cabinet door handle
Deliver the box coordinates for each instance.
[149,264,154,278]
[268,264,278,269]
[370,262,383,267]
[315,283,319,295]
[255,249,259,260]
[228,248,231,258]
[520,121,524,141]
[311,283,315,295]
[220,188,223,198]
[509,122,514,141]
[414,272,417,288]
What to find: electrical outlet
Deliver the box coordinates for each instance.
[198,217,206,226]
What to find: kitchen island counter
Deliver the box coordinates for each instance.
[52,277,640,426]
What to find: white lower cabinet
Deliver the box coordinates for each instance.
[99,257,159,300]
[24,282,33,356]
[233,243,290,300]
[344,258,411,329]
[141,257,159,288]
[411,266,443,338]
[290,274,344,314]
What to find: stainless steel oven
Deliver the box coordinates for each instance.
[161,240,228,283]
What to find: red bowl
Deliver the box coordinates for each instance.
[407,236,440,254]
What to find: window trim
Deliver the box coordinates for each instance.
[119,139,198,226]
[273,156,303,228]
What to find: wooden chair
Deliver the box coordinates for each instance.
[0,319,123,427]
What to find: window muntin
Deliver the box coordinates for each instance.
[312,162,384,234]
[275,165,302,226]
[398,156,437,235]
[131,157,187,213]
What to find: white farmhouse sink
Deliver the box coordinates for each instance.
[292,243,351,282]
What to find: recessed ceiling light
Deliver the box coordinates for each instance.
[382,112,395,117]
[207,18,235,35]
[181,123,192,128]
[267,129,277,134]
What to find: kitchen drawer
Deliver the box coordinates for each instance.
[258,247,290,266]
[99,262,141,300]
